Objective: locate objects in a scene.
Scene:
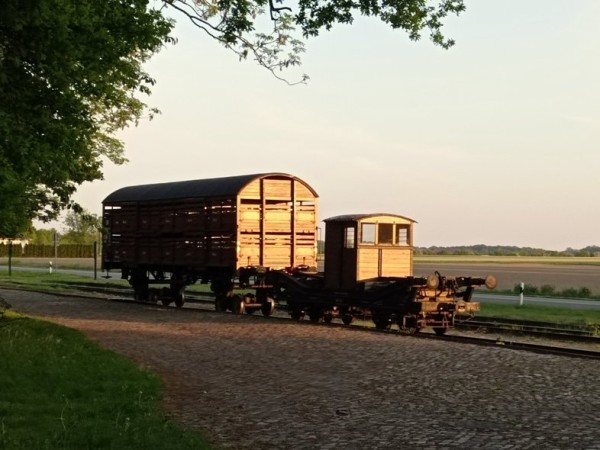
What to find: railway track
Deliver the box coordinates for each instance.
[3,282,600,359]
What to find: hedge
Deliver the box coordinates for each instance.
[0,244,97,258]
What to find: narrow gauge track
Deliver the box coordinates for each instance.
[107,294,600,360]
[455,317,600,345]
[6,283,600,360]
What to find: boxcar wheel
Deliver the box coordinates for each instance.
[215,295,228,312]
[148,289,159,304]
[433,327,448,336]
[134,289,149,302]
[160,287,172,306]
[232,295,245,315]
[174,291,185,308]
[341,314,353,326]
[323,312,333,324]
[373,316,391,331]
[308,310,322,323]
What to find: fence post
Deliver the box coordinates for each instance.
[53,233,59,258]
[8,240,12,276]
[93,241,98,280]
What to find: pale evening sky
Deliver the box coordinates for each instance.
[68,1,600,251]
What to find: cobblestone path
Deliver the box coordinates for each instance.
[3,289,600,450]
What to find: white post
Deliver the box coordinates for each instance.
[519,282,524,306]
[48,261,53,274]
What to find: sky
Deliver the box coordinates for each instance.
[68,1,600,251]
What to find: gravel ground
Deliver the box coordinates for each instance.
[3,288,600,450]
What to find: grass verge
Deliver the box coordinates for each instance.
[0,311,212,449]
[0,271,130,292]
[0,271,212,295]
[476,302,600,330]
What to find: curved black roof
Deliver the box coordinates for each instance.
[324,213,416,223]
[103,173,318,204]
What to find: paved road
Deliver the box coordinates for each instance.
[474,293,600,310]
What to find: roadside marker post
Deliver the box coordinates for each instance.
[519,282,524,306]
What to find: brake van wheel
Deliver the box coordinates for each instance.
[261,299,275,317]
[232,295,246,315]
[174,291,185,308]
[399,317,420,335]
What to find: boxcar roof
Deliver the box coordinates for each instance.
[103,173,318,204]
[324,213,416,223]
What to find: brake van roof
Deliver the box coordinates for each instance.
[324,213,416,223]
[103,173,318,204]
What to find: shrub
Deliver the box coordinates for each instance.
[560,288,579,298]
[540,284,556,296]
[577,287,592,298]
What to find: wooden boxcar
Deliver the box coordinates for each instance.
[102,173,318,309]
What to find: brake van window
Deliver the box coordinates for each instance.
[344,227,355,248]
[361,223,376,244]
[378,223,393,245]
[396,224,410,245]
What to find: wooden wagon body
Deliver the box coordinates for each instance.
[102,173,318,300]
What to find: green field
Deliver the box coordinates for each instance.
[414,255,600,265]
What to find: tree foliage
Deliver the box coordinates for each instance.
[0,0,174,234]
[60,209,102,244]
[166,0,465,83]
[1,0,465,237]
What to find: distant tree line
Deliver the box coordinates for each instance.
[414,245,600,257]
